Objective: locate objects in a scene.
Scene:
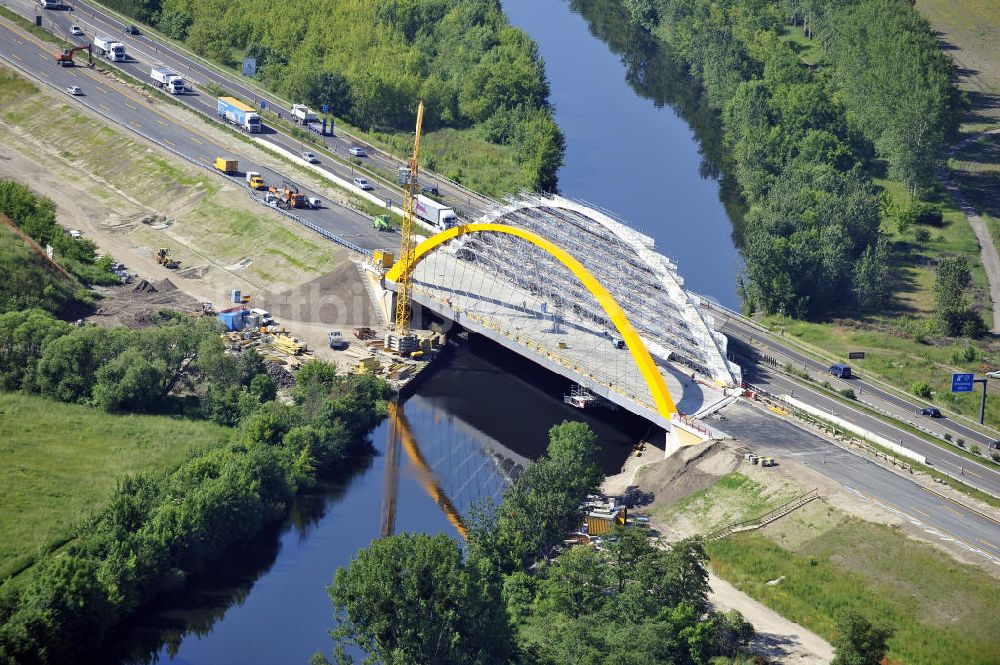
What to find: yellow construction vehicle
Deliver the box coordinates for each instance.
[155,248,180,269]
[246,171,266,190]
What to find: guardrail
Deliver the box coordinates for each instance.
[0,49,371,263]
[699,295,1000,440]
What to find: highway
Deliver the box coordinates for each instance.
[8,0,488,220]
[0,12,407,253]
[713,400,1000,567]
[704,305,1000,498]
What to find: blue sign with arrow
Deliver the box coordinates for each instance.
[321,104,329,114]
[952,373,974,392]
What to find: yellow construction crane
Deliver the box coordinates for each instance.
[386,101,424,355]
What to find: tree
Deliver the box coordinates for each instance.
[831,611,894,665]
[853,235,891,311]
[326,533,515,665]
[91,348,169,412]
[933,255,984,336]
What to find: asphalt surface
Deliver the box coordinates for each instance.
[0,13,411,252]
[714,400,1000,567]
[10,0,488,220]
[708,309,1000,497]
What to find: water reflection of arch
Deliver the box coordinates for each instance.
[380,397,526,540]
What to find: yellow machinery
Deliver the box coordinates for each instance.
[384,102,424,355]
[373,249,394,269]
[155,248,179,269]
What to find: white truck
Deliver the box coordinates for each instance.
[415,194,457,230]
[150,66,185,94]
[93,35,126,62]
[291,104,317,124]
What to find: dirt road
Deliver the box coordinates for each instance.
[708,572,834,664]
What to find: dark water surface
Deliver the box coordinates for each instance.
[106,1,738,660]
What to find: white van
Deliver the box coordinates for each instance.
[249,308,273,325]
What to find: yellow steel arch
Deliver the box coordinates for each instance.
[385,223,678,418]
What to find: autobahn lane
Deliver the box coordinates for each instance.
[18,0,487,219]
[734,347,1000,497]
[719,311,1000,448]
[0,16,392,253]
[714,400,1000,566]
[711,311,1000,493]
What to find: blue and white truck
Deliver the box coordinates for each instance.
[217,96,261,133]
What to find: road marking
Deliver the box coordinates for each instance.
[11,53,22,61]
[125,102,137,110]
[912,507,931,519]
[920,486,1000,525]
[980,539,999,551]
[94,86,107,94]
[965,468,982,479]
[192,137,203,145]
[129,121,142,129]
[164,138,175,147]
[99,103,112,112]
[40,71,48,78]
[943,505,964,518]
[157,119,167,125]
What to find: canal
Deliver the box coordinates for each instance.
[104,1,743,662]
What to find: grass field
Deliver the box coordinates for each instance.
[707,520,1000,665]
[650,472,801,534]
[918,0,1000,130]
[0,392,228,581]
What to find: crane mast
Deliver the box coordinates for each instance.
[386,101,424,355]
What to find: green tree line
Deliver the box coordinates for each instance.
[320,422,756,664]
[99,0,564,191]
[622,0,962,318]
[0,304,391,662]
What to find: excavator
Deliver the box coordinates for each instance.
[267,180,306,209]
[55,44,94,67]
[155,248,180,269]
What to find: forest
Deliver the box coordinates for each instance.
[623,0,965,320]
[0,184,393,664]
[98,0,564,192]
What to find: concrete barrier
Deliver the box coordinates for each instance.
[782,395,927,465]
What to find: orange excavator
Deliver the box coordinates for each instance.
[267,180,306,209]
[55,44,93,67]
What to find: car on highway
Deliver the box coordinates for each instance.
[70,25,84,36]
[421,183,439,196]
[920,406,942,418]
[65,85,83,96]
[348,146,367,157]
[829,363,852,379]
[124,24,140,35]
[353,177,373,191]
[301,151,319,163]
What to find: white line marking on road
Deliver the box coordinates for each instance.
[125,102,137,109]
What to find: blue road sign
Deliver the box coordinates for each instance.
[260,100,267,110]
[321,104,329,113]
[952,373,975,392]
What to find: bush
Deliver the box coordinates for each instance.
[910,381,932,399]
[992,453,1000,464]
[914,227,931,242]
[839,388,857,400]
[970,444,980,455]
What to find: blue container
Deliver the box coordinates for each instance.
[218,309,246,332]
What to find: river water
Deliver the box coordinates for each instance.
[106,1,740,662]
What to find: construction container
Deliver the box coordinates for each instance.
[218,307,247,332]
[214,157,238,174]
[373,250,394,269]
[231,289,242,304]
[354,357,380,374]
[584,507,627,536]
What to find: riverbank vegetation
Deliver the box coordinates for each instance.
[622,0,970,323]
[96,0,564,194]
[322,422,757,664]
[0,199,392,663]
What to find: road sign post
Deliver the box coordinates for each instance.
[848,351,865,360]
[951,373,974,393]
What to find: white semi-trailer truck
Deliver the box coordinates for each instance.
[415,194,457,230]
[93,35,126,61]
[150,67,185,94]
